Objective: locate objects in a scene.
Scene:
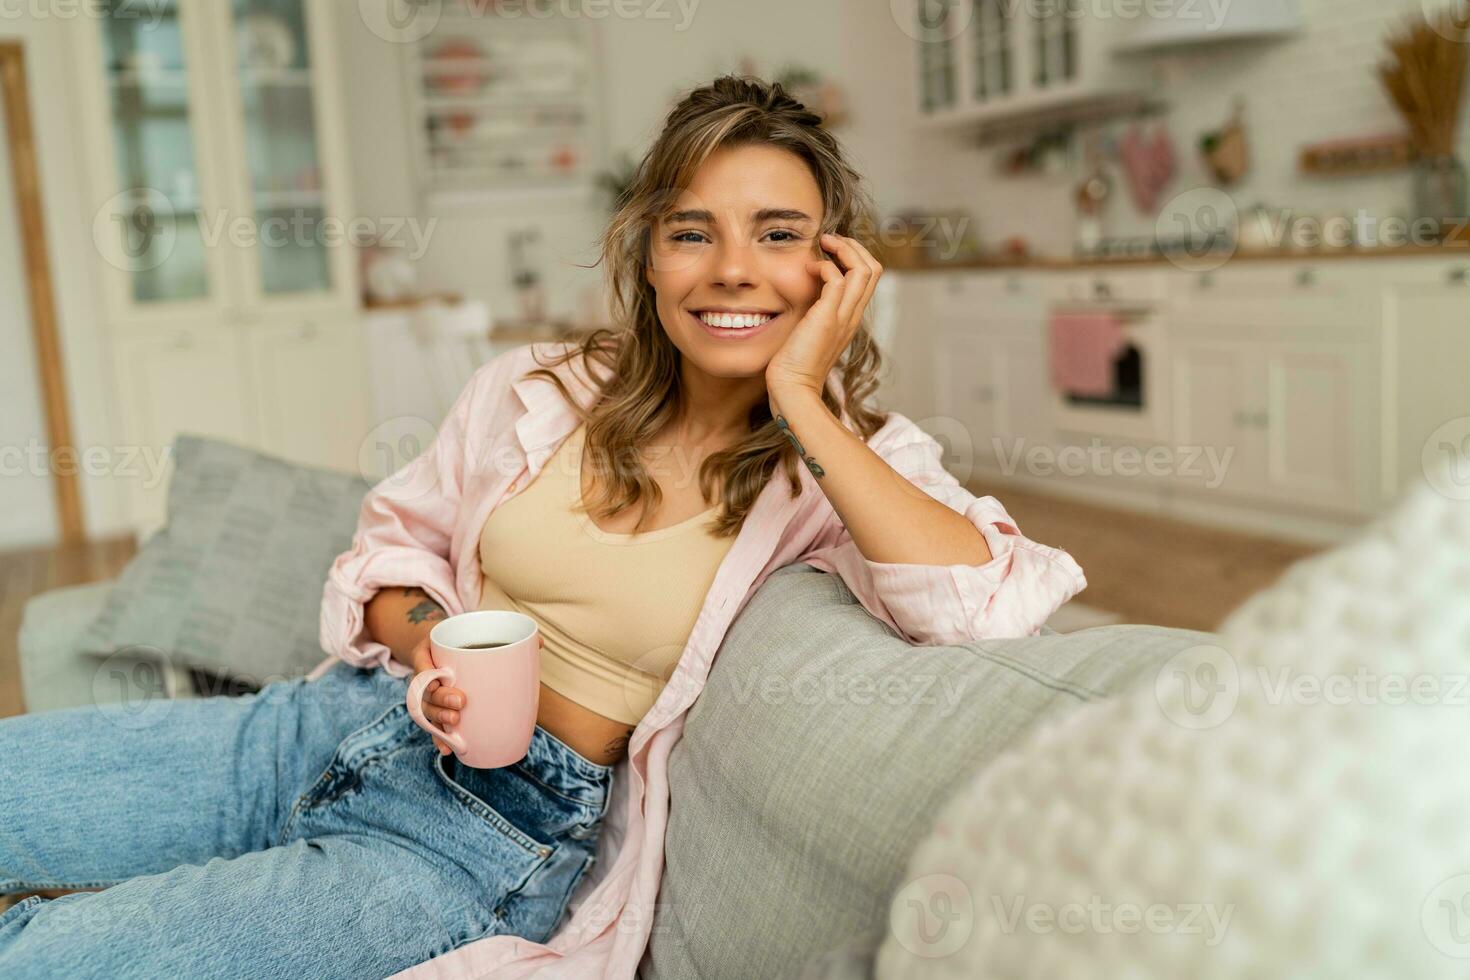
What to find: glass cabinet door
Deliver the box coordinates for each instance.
[1032,0,1080,90]
[969,0,1014,103]
[98,0,212,305]
[916,0,962,113]
[226,0,332,298]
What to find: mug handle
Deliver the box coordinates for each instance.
[407,667,469,756]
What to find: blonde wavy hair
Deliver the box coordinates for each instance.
[523,73,887,538]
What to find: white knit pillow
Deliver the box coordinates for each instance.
[876,466,1470,979]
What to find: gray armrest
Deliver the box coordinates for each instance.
[18,581,196,714]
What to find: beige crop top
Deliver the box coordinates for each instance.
[477,422,736,726]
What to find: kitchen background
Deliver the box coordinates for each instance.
[1,0,1467,684]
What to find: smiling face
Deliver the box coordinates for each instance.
[644,143,826,384]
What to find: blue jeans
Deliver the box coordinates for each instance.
[0,660,614,979]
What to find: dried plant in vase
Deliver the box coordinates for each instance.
[1378,1,1469,231]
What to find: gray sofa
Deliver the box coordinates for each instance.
[17,433,1219,976]
[19,563,1214,979]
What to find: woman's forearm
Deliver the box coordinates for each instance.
[365,586,448,670]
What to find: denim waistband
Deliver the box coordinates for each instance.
[517,723,615,808]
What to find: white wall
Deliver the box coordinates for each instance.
[0,17,125,548]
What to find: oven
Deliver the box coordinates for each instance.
[1047,273,1168,442]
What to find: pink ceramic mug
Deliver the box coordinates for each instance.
[406,610,541,769]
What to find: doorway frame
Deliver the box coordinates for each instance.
[0,42,82,544]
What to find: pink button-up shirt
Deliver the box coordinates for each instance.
[313,341,1086,978]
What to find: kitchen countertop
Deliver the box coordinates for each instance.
[889,242,1470,273]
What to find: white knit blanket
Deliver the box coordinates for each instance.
[877,465,1470,979]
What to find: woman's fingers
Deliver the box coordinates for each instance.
[430,685,466,710]
[424,702,460,727]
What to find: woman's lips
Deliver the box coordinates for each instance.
[690,310,780,340]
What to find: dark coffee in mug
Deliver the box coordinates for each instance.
[461,640,512,650]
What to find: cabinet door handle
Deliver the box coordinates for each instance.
[1093,279,1112,300]
[1449,267,1469,285]
[1233,409,1251,427]
[1254,411,1269,428]
[1198,272,1215,290]
[1295,268,1317,288]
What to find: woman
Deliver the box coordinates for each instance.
[0,75,1084,978]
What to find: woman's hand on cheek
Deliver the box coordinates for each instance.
[764,232,883,401]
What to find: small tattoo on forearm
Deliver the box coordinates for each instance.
[405,596,447,626]
[776,415,825,478]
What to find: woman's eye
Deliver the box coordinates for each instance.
[765,230,801,243]
[670,230,705,243]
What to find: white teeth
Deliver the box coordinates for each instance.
[697,311,774,330]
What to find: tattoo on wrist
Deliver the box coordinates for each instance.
[775,415,825,478]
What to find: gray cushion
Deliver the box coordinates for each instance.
[76,434,370,686]
[640,562,1217,980]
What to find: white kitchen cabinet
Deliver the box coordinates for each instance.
[912,0,1144,125]
[243,316,371,475]
[936,322,1050,473]
[111,330,257,538]
[73,0,366,534]
[1169,339,1264,499]
[1383,271,1470,503]
[1168,324,1377,516]
[1180,339,1375,513]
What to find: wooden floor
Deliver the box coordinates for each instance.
[0,535,136,719]
[988,485,1324,632]
[0,489,1325,721]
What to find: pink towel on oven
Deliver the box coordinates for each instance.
[1048,311,1127,398]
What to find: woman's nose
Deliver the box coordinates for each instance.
[710,241,756,288]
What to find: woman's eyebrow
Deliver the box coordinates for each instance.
[664,207,817,225]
